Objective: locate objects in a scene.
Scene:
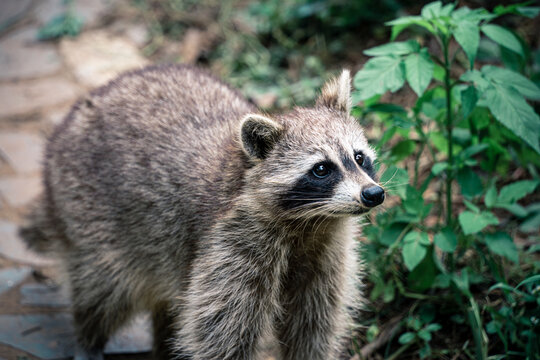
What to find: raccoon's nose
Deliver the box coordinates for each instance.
[361,186,385,208]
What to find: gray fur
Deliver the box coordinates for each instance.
[20,65,382,360]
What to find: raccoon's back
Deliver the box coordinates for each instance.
[44,65,254,248]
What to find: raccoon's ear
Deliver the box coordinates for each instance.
[240,114,284,160]
[316,69,351,114]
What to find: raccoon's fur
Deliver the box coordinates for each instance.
[20,65,385,360]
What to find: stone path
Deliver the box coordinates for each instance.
[0,1,151,359]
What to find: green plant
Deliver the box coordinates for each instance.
[37,0,83,40]
[354,1,540,359]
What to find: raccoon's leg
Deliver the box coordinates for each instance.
[68,257,134,360]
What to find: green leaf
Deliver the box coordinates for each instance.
[431,162,448,175]
[353,56,406,100]
[387,16,436,40]
[408,250,437,292]
[454,20,480,69]
[418,329,432,341]
[421,1,443,19]
[481,24,523,56]
[403,185,424,215]
[380,224,405,246]
[425,323,442,332]
[402,231,429,271]
[497,203,528,217]
[520,212,540,233]
[461,70,490,92]
[494,3,540,18]
[364,40,420,56]
[516,274,540,289]
[481,65,540,100]
[391,139,416,162]
[433,64,445,82]
[380,165,409,199]
[405,49,434,97]
[484,185,497,208]
[452,269,471,296]
[457,167,484,199]
[484,232,519,263]
[461,85,479,119]
[399,332,416,344]
[483,84,540,154]
[461,144,489,159]
[459,211,499,235]
[496,180,540,204]
[434,228,457,252]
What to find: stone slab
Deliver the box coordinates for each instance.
[0,26,62,81]
[0,175,42,207]
[60,30,148,88]
[0,77,79,118]
[0,221,56,266]
[0,0,32,33]
[0,267,31,295]
[0,313,152,359]
[0,132,44,174]
[20,283,70,307]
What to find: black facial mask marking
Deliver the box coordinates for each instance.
[280,162,342,210]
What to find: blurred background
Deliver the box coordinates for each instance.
[0,0,539,359]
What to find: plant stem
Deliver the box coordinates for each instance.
[443,37,453,228]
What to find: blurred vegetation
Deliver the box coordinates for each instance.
[132,1,540,359]
[37,0,83,40]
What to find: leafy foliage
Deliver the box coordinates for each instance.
[37,0,83,40]
[355,1,540,359]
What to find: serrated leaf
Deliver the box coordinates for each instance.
[364,40,420,56]
[459,211,499,235]
[484,232,519,263]
[481,24,523,56]
[353,56,405,100]
[402,232,429,270]
[497,180,540,204]
[461,85,479,119]
[454,20,480,69]
[434,228,457,252]
[484,84,540,154]
[461,70,490,92]
[481,65,540,100]
[405,49,434,97]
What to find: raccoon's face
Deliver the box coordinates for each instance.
[240,70,385,219]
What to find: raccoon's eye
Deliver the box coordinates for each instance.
[312,163,331,178]
[355,153,365,167]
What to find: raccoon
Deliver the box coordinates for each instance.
[20,65,385,360]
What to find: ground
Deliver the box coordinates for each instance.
[0,1,156,359]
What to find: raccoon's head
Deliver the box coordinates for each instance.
[239,70,384,219]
